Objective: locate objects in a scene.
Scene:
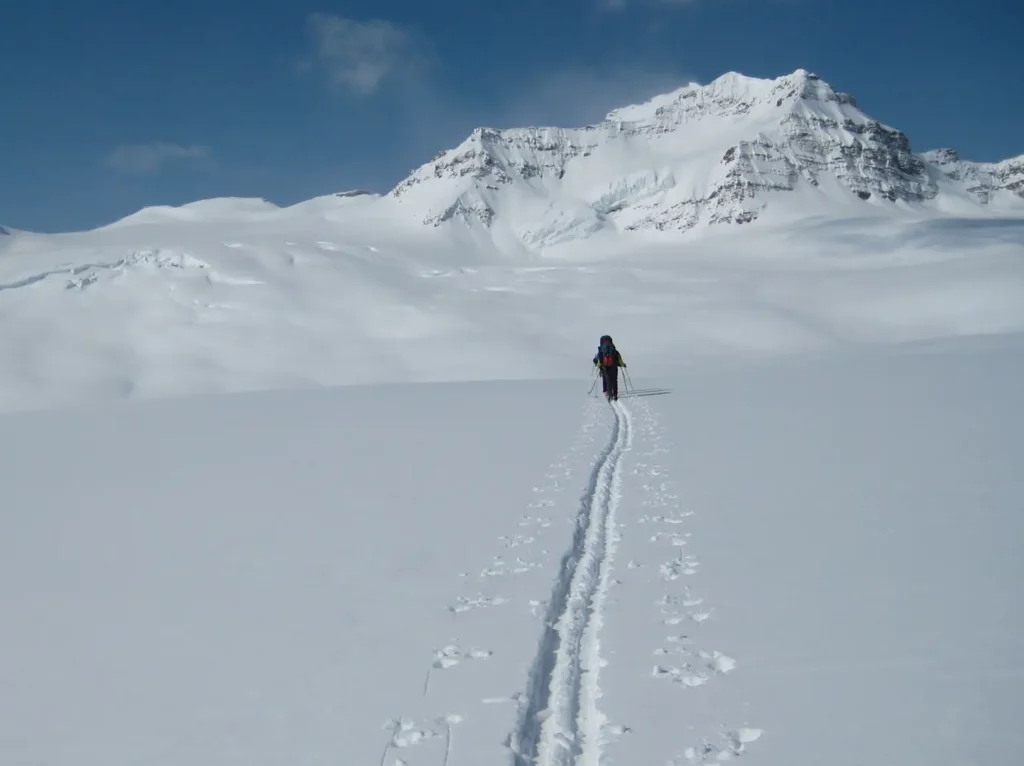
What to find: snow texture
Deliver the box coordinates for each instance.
[388,69,1024,250]
[1,67,1023,766]
[1,207,1023,413]
[0,70,1021,415]
[2,341,1023,766]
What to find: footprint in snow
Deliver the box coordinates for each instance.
[449,594,509,614]
[665,514,694,524]
[383,718,443,748]
[649,530,689,545]
[653,642,735,669]
[532,482,563,494]
[545,470,571,480]
[432,644,493,669]
[675,728,763,764]
[660,606,712,626]
[510,558,541,574]
[498,534,535,548]
[653,665,709,687]
[700,650,737,674]
[480,555,540,578]
[383,715,464,753]
[660,556,699,580]
[660,561,684,581]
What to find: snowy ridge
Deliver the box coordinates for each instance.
[387,69,1024,251]
[102,197,282,227]
[0,249,214,293]
[922,148,1024,204]
[1,209,1024,413]
[7,69,1023,250]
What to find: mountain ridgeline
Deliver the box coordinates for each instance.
[30,68,1022,252]
[386,69,1024,250]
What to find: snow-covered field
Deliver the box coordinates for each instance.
[3,202,1024,766]
[2,207,1024,414]
[3,337,1022,766]
[3,67,1024,765]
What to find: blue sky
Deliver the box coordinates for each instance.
[2,0,1021,233]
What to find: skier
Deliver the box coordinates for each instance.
[593,334,626,401]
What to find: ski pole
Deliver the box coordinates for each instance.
[588,367,599,396]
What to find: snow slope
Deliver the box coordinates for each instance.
[3,335,1023,766]
[2,209,1023,414]
[1,69,1022,414]
[3,65,1023,766]
[388,70,1024,250]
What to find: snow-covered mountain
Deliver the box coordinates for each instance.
[922,148,1024,203]
[33,68,1021,254]
[387,69,1024,251]
[5,69,1023,766]
[1,68,1023,414]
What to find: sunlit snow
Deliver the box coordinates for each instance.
[2,69,1023,766]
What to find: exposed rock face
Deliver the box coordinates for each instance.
[922,149,1024,203]
[387,69,1023,249]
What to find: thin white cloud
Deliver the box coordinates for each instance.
[499,67,694,128]
[375,64,693,195]
[104,142,211,174]
[301,14,430,95]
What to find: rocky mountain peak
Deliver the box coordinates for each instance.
[923,148,961,164]
[782,68,858,107]
[603,69,857,127]
[922,148,1024,202]
[385,69,1023,251]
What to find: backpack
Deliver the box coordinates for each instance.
[599,341,615,367]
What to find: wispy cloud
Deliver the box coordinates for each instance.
[104,142,211,174]
[299,14,431,95]
[497,66,694,128]
[374,64,692,195]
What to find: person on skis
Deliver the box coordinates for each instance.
[593,334,626,400]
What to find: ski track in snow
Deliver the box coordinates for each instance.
[510,399,633,766]
[382,392,759,765]
[383,400,604,766]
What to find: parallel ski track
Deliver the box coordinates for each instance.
[511,400,632,766]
